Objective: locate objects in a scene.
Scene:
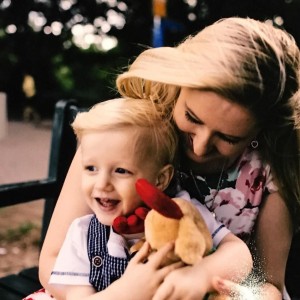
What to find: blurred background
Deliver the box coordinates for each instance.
[0,0,299,285]
[0,0,299,120]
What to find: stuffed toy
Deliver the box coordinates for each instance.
[113,179,212,260]
[135,178,213,265]
[113,179,229,300]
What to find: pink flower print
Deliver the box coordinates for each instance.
[23,289,55,300]
[212,188,259,235]
[245,173,265,194]
[236,163,265,207]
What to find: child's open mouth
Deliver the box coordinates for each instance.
[96,197,120,208]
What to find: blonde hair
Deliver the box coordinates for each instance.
[117,17,300,229]
[72,98,178,167]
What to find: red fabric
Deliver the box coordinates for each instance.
[135,179,183,219]
[113,206,150,234]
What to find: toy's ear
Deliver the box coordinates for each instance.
[155,164,174,191]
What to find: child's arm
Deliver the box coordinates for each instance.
[65,242,183,300]
[152,233,252,300]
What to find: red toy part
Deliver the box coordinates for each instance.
[112,206,150,234]
[135,178,183,219]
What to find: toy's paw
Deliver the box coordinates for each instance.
[113,207,150,234]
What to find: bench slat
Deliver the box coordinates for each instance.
[19,267,40,283]
[0,179,56,207]
[0,274,42,297]
[0,286,22,300]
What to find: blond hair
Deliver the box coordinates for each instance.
[72,98,178,167]
[117,17,300,229]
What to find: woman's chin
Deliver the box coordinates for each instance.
[185,150,228,174]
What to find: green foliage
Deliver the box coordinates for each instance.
[52,55,74,92]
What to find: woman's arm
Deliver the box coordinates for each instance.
[39,147,92,300]
[252,191,293,296]
[206,192,292,300]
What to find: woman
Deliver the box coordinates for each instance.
[39,17,300,299]
[116,17,300,299]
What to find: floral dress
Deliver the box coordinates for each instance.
[176,148,277,243]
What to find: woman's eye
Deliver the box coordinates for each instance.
[185,110,241,145]
[185,111,200,124]
[220,135,240,145]
[115,168,131,174]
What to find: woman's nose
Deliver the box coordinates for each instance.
[192,129,213,157]
[94,172,113,192]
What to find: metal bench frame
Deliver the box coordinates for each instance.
[0,100,79,299]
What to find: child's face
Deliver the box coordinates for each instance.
[80,128,162,226]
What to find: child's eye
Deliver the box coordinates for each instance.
[85,165,96,172]
[115,168,132,175]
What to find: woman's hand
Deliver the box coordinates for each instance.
[211,277,282,300]
[107,242,184,300]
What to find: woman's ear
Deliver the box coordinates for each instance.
[155,164,174,191]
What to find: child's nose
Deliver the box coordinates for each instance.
[94,172,114,192]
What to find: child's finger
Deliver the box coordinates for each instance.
[158,261,184,277]
[147,242,175,268]
[130,241,150,263]
[153,283,174,300]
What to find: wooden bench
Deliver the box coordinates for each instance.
[0,99,299,300]
[0,99,80,300]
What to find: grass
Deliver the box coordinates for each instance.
[0,221,38,242]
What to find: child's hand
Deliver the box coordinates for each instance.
[152,264,212,300]
[112,206,150,234]
[109,241,183,300]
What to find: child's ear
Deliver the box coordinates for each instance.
[156,164,174,191]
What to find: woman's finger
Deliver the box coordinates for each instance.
[212,277,233,295]
[212,277,259,299]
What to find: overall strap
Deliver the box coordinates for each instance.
[87,215,128,291]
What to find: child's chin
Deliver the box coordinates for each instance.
[95,214,116,226]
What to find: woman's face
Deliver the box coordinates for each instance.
[173,88,259,173]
